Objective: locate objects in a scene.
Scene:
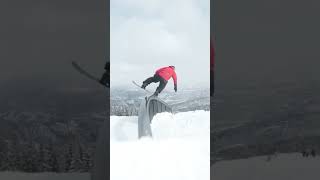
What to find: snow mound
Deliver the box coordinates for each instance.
[110,110,210,180]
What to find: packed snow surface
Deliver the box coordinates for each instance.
[110,110,210,180]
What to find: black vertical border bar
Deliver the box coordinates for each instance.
[210,0,215,169]
[91,0,110,179]
[107,0,110,178]
[211,0,215,98]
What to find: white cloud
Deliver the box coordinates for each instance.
[111,0,210,88]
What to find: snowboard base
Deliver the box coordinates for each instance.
[132,80,152,93]
[72,61,109,88]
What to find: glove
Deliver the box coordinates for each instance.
[174,84,177,92]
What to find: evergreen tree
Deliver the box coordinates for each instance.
[47,143,59,172]
[37,144,46,172]
[69,143,81,172]
[5,141,19,171]
[81,150,92,172]
[20,143,38,172]
[65,143,73,172]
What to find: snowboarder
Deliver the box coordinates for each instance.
[99,61,110,87]
[141,66,177,96]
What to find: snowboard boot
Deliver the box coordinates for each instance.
[99,71,109,87]
[141,83,147,89]
[153,90,159,96]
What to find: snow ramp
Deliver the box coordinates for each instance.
[110,111,210,180]
[138,95,172,138]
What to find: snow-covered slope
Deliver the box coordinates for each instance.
[110,110,210,180]
[0,172,89,180]
[211,153,320,180]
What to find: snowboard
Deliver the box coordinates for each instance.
[71,61,109,88]
[132,80,158,105]
[132,80,152,93]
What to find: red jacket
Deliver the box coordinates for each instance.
[155,66,177,85]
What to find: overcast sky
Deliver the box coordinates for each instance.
[214,0,320,88]
[0,0,107,89]
[110,0,210,89]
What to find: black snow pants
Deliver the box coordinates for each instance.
[100,61,110,87]
[143,74,167,94]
